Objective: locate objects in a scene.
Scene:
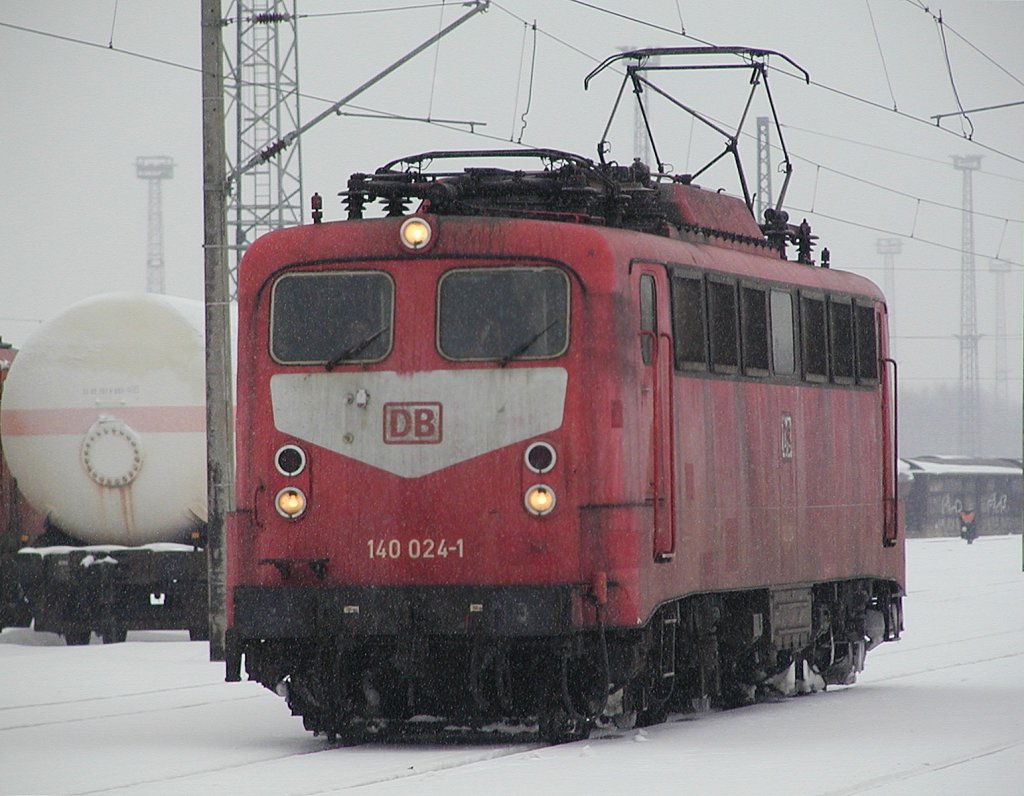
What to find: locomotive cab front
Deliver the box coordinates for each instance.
[226,205,639,738]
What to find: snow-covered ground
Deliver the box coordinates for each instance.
[2,535,1022,795]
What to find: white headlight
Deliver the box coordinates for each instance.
[275,487,307,519]
[400,217,432,250]
[524,485,556,516]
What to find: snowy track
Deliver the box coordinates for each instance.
[0,642,538,795]
[2,536,1022,795]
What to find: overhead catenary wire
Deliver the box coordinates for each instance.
[3,10,1020,271]
[934,10,974,139]
[4,9,1021,401]
[5,9,1017,169]
[865,0,899,110]
[896,334,1024,339]
[860,266,1023,275]
[107,0,119,49]
[899,375,1022,382]
[0,20,201,73]
[492,2,604,66]
[563,0,686,38]
[510,21,530,139]
[288,3,455,20]
[901,0,1024,89]
[426,0,448,121]
[787,203,1023,271]
[780,123,1024,186]
[6,12,1018,204]
[314,79,1024,271]
[602,58,1024,258]
[492,3,1024,174]
[768,61,1024,167]
[674,0,685,36]
[516,21,538,144]
[550,3,1024,167]
[789,151,1024,226]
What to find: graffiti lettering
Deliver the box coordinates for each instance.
[983,492,1008,514]
[940,494,963,515]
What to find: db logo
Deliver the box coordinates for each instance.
[383,402,443,444]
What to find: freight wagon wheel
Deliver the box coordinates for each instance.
[63,630,92,646]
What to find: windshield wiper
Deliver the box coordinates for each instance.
[498,318,560,367]
[324,326,388,371]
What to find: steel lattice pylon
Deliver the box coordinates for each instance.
[136,156,175,294]
[755,116,771,224]
[223,0,303,291]
[952,154,982,455]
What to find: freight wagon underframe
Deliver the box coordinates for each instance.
[8,545,208,644]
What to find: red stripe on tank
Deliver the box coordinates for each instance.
[0,406,207,435]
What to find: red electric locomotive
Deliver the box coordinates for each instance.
[225,48,904,742]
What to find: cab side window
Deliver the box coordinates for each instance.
[770,289,796,375]
[708,280,739,373]
[801,294,827,382]
[855,302,879,383]
[829,298,855,383]
[671,274,707,371]
[740,285,769,375]
[639,274,656,365]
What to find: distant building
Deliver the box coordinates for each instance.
[900,456,1023,538]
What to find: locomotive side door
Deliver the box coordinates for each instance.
[633,264,676,562]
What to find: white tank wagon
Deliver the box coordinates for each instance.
[0,292,207,545]
[0,293,210,643]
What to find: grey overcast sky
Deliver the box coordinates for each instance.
[1,1,1022,401]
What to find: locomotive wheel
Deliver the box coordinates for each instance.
[538,706,592,744]
[102,628,128,644]
[64,630,92,646]
[635,699,669,728]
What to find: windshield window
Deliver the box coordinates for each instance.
[438,267,569,362]
[270,271,393,364]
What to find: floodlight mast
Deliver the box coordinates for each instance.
[584,46,809,220]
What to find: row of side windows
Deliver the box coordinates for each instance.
[669,271,879,385]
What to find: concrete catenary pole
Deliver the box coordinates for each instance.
[201,0,234,662]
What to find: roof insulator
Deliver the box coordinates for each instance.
[259,139,288,162]
[251,12,291,24]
